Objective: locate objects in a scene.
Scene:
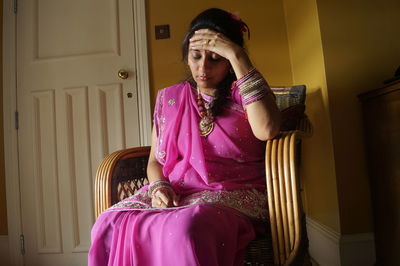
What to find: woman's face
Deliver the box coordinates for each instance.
[187,49,230,91]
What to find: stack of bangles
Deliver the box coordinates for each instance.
[234,68,274,106]
[148,180,173,197]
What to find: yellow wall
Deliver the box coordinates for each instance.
[146,0,293,106]
[283,0,340,232]
[316,0,400,234]
[284,0,399,235]
[0,0,8,235]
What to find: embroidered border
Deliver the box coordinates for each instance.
[107,189,268,221]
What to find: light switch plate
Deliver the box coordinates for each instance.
[155,25,170,40]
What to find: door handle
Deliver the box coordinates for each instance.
[118,69,129,79]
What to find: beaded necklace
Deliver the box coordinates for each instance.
[197,87,214,136]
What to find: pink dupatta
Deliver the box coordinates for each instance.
[154,81,266,195]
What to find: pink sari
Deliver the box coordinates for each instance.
[89,82,267,266]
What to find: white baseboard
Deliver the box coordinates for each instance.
[339,232,376,266]
[306,217,376,266]
[306,217,341,266]
[0,235,10,266]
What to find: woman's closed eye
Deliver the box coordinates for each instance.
[190,50,223,62]
[190,51,202,60]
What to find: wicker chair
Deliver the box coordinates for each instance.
[94,86,312,265]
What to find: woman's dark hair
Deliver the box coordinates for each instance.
[182,8,248,116]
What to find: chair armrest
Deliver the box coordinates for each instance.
[266,116,312,265]
[94,146,151,218]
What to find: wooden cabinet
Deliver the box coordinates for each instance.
[359,80,400,266]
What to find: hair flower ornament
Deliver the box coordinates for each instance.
[227,11,250,40]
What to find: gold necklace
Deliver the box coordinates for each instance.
[197,88,214,136]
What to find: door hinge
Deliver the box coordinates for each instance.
[20,234,25,255]
[14,0,18,14]
[15,111,19,130]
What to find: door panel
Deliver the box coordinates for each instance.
[36,0,120,59]
[97,84,126,153]
[17,0,140,264]
[63,86,93,252]
[31,90,63,254]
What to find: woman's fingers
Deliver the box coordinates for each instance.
[190,33,216,42]
[170,191,180,207]
[192,28,219,38]
[165,190,180,207]
[156,190,171,206]
[189,30,238,60]
[151,197,163,208]
[189,42,212,53]
[189,38,222,57]
[190,33,221,47]
[151,186,180,208]
[151,196,168,208]
[189,38,214,50]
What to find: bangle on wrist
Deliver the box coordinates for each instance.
[236,69,271,106]
[148,180,172,197]
[232,67,256,88]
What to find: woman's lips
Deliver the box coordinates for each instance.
[198,75,209,81]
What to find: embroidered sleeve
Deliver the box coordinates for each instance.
[153,89,163,131]
[153,89,166,164]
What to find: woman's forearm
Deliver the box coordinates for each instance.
[147,159,165,183]
[245,94,281,140]
[229,50,282,141]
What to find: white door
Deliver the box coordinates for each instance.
[17,0,141,265]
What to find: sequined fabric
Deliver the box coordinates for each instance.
[152,82,266,196]
[107,188,268,220]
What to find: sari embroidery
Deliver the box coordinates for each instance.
[107,188,267,220]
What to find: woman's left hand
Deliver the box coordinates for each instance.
[189,29,253,79]
[189,29,242,62]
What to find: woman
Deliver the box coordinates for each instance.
[89,8,281,266]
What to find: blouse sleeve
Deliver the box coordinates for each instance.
[153,89,165,136]
[153,88,166,164]
[230,84,244,107]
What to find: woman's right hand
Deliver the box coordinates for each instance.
[151,186,180,208]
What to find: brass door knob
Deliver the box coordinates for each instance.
[118,69,129,79]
